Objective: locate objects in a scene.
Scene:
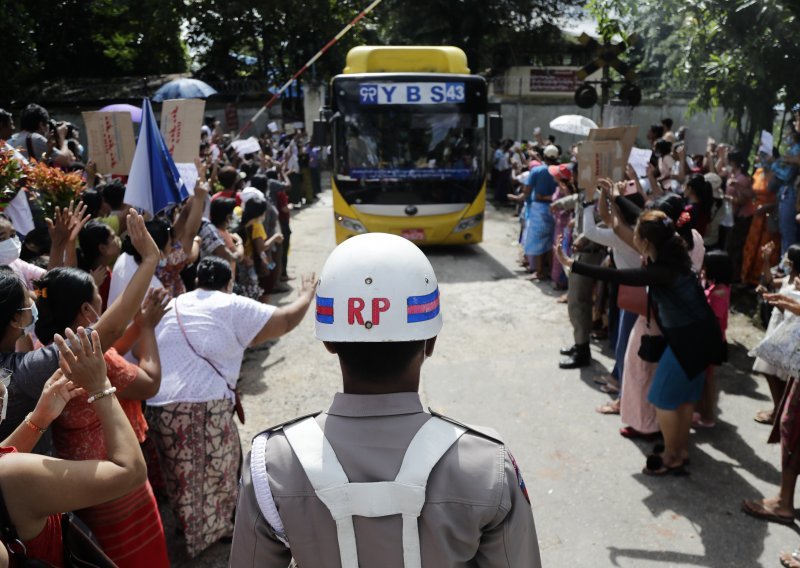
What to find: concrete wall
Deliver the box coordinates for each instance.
[498,98,734,150]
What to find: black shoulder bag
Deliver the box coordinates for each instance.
[638,287,667,363]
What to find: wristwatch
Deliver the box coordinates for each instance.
[582,199,597,208]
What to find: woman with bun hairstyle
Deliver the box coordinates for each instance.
[146,256,315,558]
[556,210,725,476]
[0,210,161,455]
[33,264,170,567]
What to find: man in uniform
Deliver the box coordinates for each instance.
[230,232,541,567]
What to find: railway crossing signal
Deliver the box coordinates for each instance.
[574,33,641,114]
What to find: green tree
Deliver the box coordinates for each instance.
[589,0,800,152]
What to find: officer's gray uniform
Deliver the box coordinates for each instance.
[230,392,542,567]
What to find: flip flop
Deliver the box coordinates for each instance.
[596,402,620,415]
[642,454,689,477]
[741,500,795,525]
[620,426,660,440]
[754,409,774,425]
[780,549,800,568]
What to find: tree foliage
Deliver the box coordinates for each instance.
[0,0,187,100]
[589,0,800,152]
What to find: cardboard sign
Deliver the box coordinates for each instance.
[578,140,627,190]
[759,130,774,155]
[682,128,708,156]
[160,99,205,163]
[81,111,136,175]
[231,136,261,158]
[579,126,639,189]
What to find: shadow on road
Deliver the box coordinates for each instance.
[422,245,516,283]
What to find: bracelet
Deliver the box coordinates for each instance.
[87,386,117,404]
[24,413,47,435]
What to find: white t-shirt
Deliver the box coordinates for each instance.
[108,253,163,307]
[147,289,275,406]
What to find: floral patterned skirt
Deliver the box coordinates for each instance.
[145,399,241,558]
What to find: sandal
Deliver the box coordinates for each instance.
[741,500,795,525]
[596,401,620,415]
[620,426,660,440]
[754,409,774,425]
[642,454,689,476]
[780,549,800,568]
[555,294,568,304]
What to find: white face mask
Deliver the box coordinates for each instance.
[0,236,21,265]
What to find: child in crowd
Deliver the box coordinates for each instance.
[694,250,733,427]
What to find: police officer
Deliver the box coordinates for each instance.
[230,233,541,567]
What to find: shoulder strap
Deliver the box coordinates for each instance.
[250,433,290,548]
[173,298,228,385]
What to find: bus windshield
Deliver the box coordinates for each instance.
[333,78,486,206]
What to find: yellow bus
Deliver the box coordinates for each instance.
[321,46,495,245]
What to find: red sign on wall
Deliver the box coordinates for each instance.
[529,69,578,92]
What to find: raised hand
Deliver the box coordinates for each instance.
[126,209,160,265]
[32,370,84,426]
[137,288,171,329]
[54,327,108,393]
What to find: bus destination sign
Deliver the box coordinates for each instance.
[359,82,466,105]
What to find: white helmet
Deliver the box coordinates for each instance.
[315,233,442,342]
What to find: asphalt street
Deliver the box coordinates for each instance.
[187,188,794,567]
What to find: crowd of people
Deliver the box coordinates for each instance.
[0,102,322,566]
[497,109,800,566]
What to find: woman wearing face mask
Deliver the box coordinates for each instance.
[108,180,208,306]
[0,210,160,455]
[0,327,147,567]
[77,220,122,311]
[145,256,315,558]
[555,210,725,476]
[31,269,170,567]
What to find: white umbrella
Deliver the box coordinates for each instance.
[548,115,598,136]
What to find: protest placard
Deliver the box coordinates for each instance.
[628,147,652,178]
[759,130,774,155]
[578,140,627,190]
[231,137,262,158]
[579,126,639,189]
[160,99,205,163]
[682,128,708,156]
[81,111,136,175]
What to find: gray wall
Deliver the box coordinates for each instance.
[499,99,735,149]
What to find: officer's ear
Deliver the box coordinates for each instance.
[424,337,437,358]
[323,341,338,354]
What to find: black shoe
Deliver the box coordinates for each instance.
[560,344,577,356]
[559,344,591,369]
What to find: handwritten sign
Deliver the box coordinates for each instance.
[160,99,205,163]
[628,147,653,178]
[578,140,627,190]
[579,126,639,189]
[82,111,136,175]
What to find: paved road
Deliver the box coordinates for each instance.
[187,190,794,567]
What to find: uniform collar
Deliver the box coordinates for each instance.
[328,392,424,418]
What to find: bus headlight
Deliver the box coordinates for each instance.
[336,215,367,233]
[453,213,483,233]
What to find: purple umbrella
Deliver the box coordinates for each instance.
[99,103,142,123]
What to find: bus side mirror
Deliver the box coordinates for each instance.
[489,114,503,142]
[312,120,328,147]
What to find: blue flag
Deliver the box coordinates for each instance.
[124,98,189,214]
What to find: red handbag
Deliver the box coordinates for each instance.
[617,284,647,316]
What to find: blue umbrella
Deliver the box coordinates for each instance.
[152,78,217,102]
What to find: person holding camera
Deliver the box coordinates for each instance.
[7,103,69,164]
[555,209,725,476]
